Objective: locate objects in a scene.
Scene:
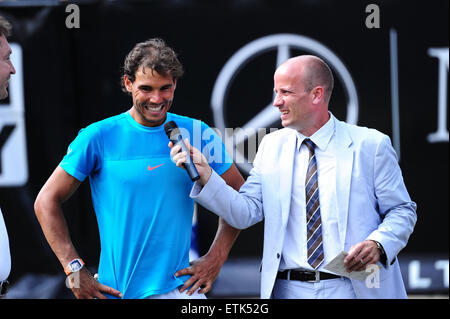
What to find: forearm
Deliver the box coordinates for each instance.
[367,202,417,264]
[205,163,244,261]
[192,170,263,229]
[206,218,240,263]
[34,196,79,270]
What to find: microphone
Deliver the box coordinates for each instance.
[164,121,200,182]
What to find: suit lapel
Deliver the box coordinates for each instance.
[334,118,354,250]
[279,131,297,228]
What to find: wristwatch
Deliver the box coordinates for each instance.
[372,241,387,264]
[64,258,85,276]
[373,241,385,254]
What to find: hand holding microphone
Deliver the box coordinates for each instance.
[165,121,212,185]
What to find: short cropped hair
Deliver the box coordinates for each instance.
[0,16,12,38]
[121,38,184,93]
[303,57,334,104]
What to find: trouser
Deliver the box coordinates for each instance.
[272,277,357,299]
[145,286,207,299]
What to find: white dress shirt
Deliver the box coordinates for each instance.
[279,114,341,273]
[0,207,11,281]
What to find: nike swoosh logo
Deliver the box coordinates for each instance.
[147,164,164,171]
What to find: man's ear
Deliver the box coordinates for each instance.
[124,75,133,92]
[311,86,324,104]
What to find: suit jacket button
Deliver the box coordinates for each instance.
[277,253,280,259]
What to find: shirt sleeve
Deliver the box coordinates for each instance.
[366,134,417,268]
[59,124,103,182]
[199,121,232,176]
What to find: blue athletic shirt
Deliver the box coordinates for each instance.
[59,111,232,298]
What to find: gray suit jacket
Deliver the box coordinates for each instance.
[192,114,417,298]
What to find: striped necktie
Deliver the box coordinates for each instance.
[304,138,324,269]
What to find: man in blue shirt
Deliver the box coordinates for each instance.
[34,38,244,299]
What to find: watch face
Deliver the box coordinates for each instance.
[69,260,82,272]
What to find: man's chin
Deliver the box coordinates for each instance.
[281,120,292,129]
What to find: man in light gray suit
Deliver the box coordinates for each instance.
[171,55,417,298]
[0,15,16,298]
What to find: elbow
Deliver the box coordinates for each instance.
[34,191,53,221]
[226,211,261,230]
[405,201,418,231]
[230,221,250,230]
[34,193,45,220]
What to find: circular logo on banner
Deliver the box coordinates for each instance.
[211,33,359,174]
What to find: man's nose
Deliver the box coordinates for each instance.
[273,94,283,107]
[10,62,16,75]
[150,91,163,104]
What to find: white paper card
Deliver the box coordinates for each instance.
[323,251,381,281]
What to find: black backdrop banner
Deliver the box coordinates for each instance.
[0,0,448,294]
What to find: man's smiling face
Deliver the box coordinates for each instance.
[125,67,177,127]
[0,35,15,100]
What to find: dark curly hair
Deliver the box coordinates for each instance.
[121,38,184,93]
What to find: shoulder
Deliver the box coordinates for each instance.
[167,113,221,143]
[76,113,127,141]
[168,112,204,127]
[252,128,296,159]
[260,127,296,146]
[166,113,210,138]
[333,116,397,162]
[264,127,296,141]
[335,117,389,147]
[87,113,127,132]
[66,114,127,153]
